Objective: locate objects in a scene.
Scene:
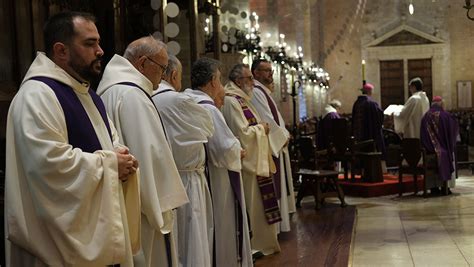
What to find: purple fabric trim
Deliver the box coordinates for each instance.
[257,175,282,224]
[118,82,169,141]
[30,76,112,152]
[227,170,243,208]
[421,106,459,181]
[229,94,281,224]
[255,85,282,198]
[117,82,175,263]
[233,95,258,126]
[242,109,258,126]
[198,100,216,106]
[152,88,173,96]
[272,156,281,199]
[254,85,280,125]
[227,170,244,259]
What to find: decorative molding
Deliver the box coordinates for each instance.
[376,30,436,46]
[366,24,444,47]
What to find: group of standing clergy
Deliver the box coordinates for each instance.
[4,11,295,267]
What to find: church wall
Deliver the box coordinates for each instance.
[447,3,474,108]
[323,0,474,112]
[319,0,366,114]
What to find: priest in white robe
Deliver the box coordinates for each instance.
[97,37,189,267]
[152,56,215,267]
[251,58,296,233]
[223,63,281,256]
[394,77,430,138]
[5,12,140,267]
[184,57,253,267]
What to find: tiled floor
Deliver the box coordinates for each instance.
[349,170,474,266]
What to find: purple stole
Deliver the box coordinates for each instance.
[117,82,172,267]
[118,82,171,142]
[152,88,173,97]
[30,76,112,151]
[198,99,244,260]
[255,85,282,199]
[228,93,281,225]
[421,106,458,181]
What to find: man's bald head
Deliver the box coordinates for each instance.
[123,36,166,62]
[123,36,168,90]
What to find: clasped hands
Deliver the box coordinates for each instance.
[115,147,139,182]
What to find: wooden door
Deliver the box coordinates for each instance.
[380,60,404,109]
[408,59,432,101]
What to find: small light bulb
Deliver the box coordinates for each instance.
[409,3,414,15]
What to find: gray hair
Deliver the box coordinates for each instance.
[329,99,342,109]
[191,57,221,89]
[164,54,181,77]
[123,36,166,61]
[228,64,249,83]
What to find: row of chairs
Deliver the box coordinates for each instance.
[293,118,444,205]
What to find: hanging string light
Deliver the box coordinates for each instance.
[218,10,330,91]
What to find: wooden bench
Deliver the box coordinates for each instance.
[296,169,347,210]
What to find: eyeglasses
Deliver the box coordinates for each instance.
[257,68,274,74]
[239,76,254,81]
[146,56,167,73]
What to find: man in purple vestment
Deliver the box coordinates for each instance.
[351,83,386,156]
[317,99,342,149]
[5,12,138,266]
[420,96,459,194]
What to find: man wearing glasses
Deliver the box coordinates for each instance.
[251,58,296,235]
[223,63,281,257]
[97,36,189,267]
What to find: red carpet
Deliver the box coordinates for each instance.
[338,174,424,197]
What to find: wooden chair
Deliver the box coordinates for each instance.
[325,118,382,182]
[383,128,402,171]
[296,169,347,210]
[325,118,353,180]
[351,139,383,182]
[398,138,427,197]
[298,136,316,169]
[295,136,347,209]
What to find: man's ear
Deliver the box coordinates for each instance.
[209,75,217,88]
[52,42,68,60]
[171,69,177,81]
[136,56,147,73]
